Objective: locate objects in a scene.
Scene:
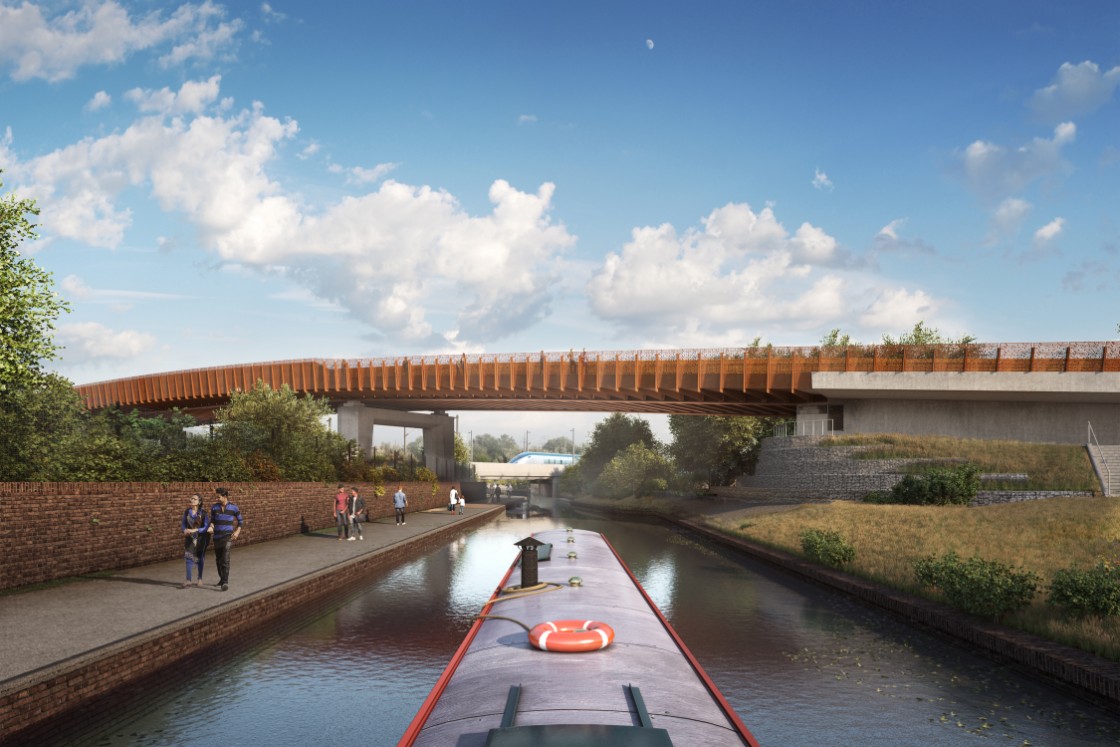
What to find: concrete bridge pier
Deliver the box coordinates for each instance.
[336,403,456,478]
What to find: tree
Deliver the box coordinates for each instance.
[453,432,470,464]
[882,321,975,346]
[0,174,69,395]
[595,442,672,499]
[214,381,349,481]
[579,413,657,486]
[820,328,857,348]
[541,436,575,454]
[0,373,89,480]
[472,433,519,462]
[669,415,765,488]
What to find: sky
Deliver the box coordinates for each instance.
[1,1,1118,447]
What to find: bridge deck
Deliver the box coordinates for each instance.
[74,342,1120,418]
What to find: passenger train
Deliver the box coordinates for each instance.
[507,451,579,466]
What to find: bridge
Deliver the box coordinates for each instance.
[73,342,1120,478]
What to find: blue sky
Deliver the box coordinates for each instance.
[2,1,1118,445]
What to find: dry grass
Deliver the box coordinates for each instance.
[711,496,1120,659]
[822,433,1097,490]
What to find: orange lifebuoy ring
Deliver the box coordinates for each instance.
[528,619,615,652]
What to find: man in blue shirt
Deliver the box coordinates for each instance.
[211,487,243,591]
[393,485,408,526]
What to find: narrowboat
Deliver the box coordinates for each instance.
[399,528,760,746]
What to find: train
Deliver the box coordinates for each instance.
[507,451,579,465]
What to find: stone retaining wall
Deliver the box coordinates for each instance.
[0,480,457,592]
[0,506,503,745]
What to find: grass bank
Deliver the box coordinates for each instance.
[708,497,1120,661]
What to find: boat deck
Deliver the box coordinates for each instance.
[402,529,757,746]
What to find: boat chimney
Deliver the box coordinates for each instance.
[514,537,546,588]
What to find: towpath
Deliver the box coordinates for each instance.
[1,504,503,743]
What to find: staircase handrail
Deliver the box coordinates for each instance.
[1088,421,1111,497]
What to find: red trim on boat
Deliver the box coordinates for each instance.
[601,533,762,747]
[396,560,519,746]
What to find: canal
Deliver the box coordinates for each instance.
[75,508,1120,746]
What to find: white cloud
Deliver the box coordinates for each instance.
[988,197,1032,243]
[858,288,937,330]
[330,161,400,185]
[55,322,156,364]
[1033,217,1065,245]
[955,122,1075,200]
[0,1,243,82]
[298,141,321,159]
[86,91,112,111]
[877,219,905,241]
[518,114,538,125]
[1029,60,1120,122]
[261,3,287,23]
[5,78,576,348]
[125,75,222,114]
[811,168,833,191]
[587,201,931,341]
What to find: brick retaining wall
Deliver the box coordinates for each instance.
[0,505,503,745]
[0,480,457,592]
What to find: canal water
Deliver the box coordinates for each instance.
[75,509,1120,746]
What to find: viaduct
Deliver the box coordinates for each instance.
[74,341,1120,482]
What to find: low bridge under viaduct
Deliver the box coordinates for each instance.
[74,342,1120,479]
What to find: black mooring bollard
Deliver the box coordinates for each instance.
[514,536,546,588]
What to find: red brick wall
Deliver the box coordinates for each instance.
[0,480,457,591]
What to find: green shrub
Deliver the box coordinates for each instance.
[871,463,981,505]
[1047,562,1120,617]
[800,529,856,568]
[914,551,1039,620]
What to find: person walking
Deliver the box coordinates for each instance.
[457,490,465,515]
[348,487,364,541]
[393,485,408,525]
[335,484,350,541]
[448,485,459,512]
[211,487,243,591]
[180,494,210,588]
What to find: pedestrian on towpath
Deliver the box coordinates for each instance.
[211,487,243,591]
[393,485,408,525]
[448,485,459,512]
[348,487,364,541]
[458,491,465,515]
[335,483,350,541]
[180,494,210,588]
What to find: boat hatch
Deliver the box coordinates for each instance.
[484,684,674,746]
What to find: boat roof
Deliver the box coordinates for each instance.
[402,529,758,747]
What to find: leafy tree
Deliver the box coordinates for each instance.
[595,442,672,499]
[472,433,519,462]
[669,415,765,488]
[0,175,69,395]
[579,413,657,485]
[0,373,89,480]
[453,432,470,464]
[882,321,975,346]
[541,436,575,454]
[820,328,857,348]
[214,381,349,481]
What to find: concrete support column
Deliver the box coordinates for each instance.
[335,403,456,478]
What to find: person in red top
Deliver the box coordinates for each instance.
[335,484,350,541]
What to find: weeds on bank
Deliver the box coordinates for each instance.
[713,497,1120,660]
[822,434,1097,491]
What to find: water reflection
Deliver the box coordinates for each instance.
[72,512,1120,747]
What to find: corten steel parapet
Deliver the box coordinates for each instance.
[73,342,1120,420]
